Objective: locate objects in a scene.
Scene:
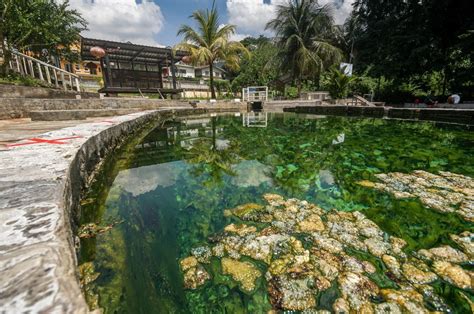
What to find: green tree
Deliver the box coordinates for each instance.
[231,42,279,92]
[351,0,474,97]
[176,3,249,99]
[0,0,86,76]
[266,0,342,95]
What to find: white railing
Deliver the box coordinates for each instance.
[242,86,268,102]
[6,50,81,92]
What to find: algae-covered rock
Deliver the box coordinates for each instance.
[180,256,211,289]
[78,262,100,310]
[338,272,379,311]
[450,232,474,258]
[296,214,325,233]
[191,246,212,264]
[180,193,470,311]
[224,223,257,236]
[182,264,211,289]
[232,203,265,220]
[362,171,474,222]
[180,256,198,271]
[418,245,469,264]
[221,258,261,292]
[268,275,318,311]
[401,262,437,284]
[380,289,428,313]
[432,261,473,290]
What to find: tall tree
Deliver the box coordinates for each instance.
[0,0,86,76]
[352,0,474,96]
[266,0,342,95]
[176,3,249,99]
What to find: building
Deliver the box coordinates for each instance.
[173,61,227,80]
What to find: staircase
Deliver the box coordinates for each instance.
[3,49,81,92]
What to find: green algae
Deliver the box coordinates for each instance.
[79,113,474,312]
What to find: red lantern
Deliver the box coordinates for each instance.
[182,55,192,64]
[90,46,106,58]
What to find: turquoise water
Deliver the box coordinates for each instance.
[80,113,474,313]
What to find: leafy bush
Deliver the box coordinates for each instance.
[0,72,51,88]
[323,67,354,100]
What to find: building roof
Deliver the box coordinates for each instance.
[81,37,188,65]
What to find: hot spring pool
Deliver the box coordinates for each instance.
[79,112,473,313]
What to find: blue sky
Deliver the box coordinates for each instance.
[156,0,229,46]
[68,0,354,47]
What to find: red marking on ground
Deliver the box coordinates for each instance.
[100,120,116,124]
[6,136,83,148]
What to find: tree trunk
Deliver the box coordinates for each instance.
[209,61,216,99]
[0,31,11,77]
[297,79,302,98]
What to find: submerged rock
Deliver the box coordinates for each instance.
[180,256,210,289]
[418,245,469,264]
[432,261,473,290]
[338,272,379,311]
[221,258,261,292]
[180,193,471,311]
[360,170,474,222]
[450,231,474,258]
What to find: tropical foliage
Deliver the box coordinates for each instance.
[349,0,474,99]
[176,3,249,99]
[266,0,343,94]
[323,66,354,101]
[0,0,86,76]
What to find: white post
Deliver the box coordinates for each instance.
[15,54,21,73]
[37,63,44,81]
[28,60,34,78]
[69,75,73,91]
[45,66,51,84]
[75,77,80,92]
[53,69,59,88]
[60,72,67,90]
[22,57,28,75]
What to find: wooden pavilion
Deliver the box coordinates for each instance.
[81,37,187,96]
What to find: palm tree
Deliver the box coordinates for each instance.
[266,0,343,95]
[176,3,249,99]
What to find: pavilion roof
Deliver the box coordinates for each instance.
[81,37,187,65]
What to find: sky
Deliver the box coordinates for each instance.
[68,0,355,47]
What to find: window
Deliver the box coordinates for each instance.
[64,63,72,72]
[74,64,80,71]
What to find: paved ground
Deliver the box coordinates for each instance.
[0,117,112,148]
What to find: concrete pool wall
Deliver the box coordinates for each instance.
[0,108,212,312]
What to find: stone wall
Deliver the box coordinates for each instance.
[0,84,99,99]
[0,98,190,120]
[284,105,386,118]
[284,106,474,125]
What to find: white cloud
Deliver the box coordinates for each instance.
[68,0,164,46]
[226,0,354,36]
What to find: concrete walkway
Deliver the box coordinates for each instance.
[0,118,107,148]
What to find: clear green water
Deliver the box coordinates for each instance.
[80,113,474,313]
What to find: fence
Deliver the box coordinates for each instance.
[5,49,81,92]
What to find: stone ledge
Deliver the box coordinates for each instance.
[0,108,210,312]
[29,109,142,121]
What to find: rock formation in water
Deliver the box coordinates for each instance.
[180,191,473,312]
